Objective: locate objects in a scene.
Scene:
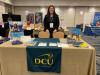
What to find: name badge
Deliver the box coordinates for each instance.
[50,23,53,28]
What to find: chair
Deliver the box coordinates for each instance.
[53,31,64,38]
[38,31,49,38]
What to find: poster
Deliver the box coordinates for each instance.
[26,46,61,73]
[91,12,100,35]
[27,13,34,24]
[35,12,43,24]
[9,21,23,32]
[93,12,100,27]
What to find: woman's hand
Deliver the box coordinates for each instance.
[54,29,57,32]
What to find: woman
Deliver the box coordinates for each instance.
[44,5,60,38]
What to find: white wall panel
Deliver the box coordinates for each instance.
[0,2,5,21]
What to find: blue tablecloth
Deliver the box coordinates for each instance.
[84,26,94,36]
[84,26,100,36]
[26,38,62,73]
[91,27,100,36]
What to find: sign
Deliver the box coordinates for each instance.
[91,12,100,35]
[35,12,43,24]
[26,46,62,73]
[27,13,34,24]
[93,12,100,27]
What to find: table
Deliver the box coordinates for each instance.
[0,39,96,75]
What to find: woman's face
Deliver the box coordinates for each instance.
[49,7,55,14]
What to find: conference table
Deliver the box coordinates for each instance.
[0,38,96,75]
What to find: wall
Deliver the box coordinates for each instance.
[0,0,13,21]
[14,6,89,27]
[14,6,76,27]
[14,6,41,22]
[5,4,13,13]
[14,6,100,27]
[0,2,5,21]
[0,0,12,4]
[75,7,89,25]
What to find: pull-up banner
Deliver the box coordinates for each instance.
[91,12,100,35]
[26,46,62,73]
[93,12,100,27]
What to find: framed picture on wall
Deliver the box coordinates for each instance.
[35,12,43,24]
[26,13,34,24]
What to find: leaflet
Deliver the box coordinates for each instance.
[57,43,69,48]
[49,43,57,46]
[38,42,47,46]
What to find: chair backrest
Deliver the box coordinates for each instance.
[53,31,64,38]
[20,36,31,43]
[38,31,49,38]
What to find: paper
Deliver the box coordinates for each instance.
[49,43,57,46]
[38,42,47,46]
[50,23,53,28]
[20,36,31,43]
[57,43,69,48]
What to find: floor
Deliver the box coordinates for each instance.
[82,35,100,75]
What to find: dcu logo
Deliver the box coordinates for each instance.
[33,53,53,66]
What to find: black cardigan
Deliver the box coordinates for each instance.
[44,14,60,31]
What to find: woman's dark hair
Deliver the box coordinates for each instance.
[47,5,57,16]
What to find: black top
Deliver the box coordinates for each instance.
[44,14,60,31]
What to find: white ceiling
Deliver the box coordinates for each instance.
[11,0,100,6]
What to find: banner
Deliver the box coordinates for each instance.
[35,12,43,24]
[92,12,100,27]
[26,46,62,73]
[91,12,100,35]
[27,13,34,24]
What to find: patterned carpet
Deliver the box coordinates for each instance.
[82,35,100,75]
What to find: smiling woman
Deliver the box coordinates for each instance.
[44,5,60,38]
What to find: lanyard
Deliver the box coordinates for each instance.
[50,17,53,23]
